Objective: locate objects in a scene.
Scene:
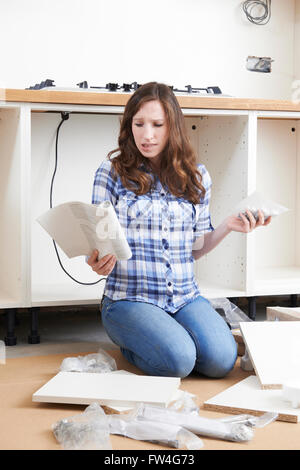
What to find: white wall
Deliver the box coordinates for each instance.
[0,0,296,100]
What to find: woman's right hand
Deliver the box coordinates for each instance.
[87,250,117,276]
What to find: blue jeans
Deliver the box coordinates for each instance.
[101,295,237,378]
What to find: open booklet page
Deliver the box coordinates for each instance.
[36,201,132,260]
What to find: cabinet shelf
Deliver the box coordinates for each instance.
[32,283,104,307]
[253,267,300,296]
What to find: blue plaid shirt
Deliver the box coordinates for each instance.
[92,160,214,313]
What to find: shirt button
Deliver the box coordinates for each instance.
[162,239,169,249]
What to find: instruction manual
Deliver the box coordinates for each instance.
[36,201,132,261]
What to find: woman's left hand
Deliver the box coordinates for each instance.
[226,209,272,233]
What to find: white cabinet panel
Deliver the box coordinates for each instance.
[254,118,300,295]
[0,107,29,307]
[186,115,249,298]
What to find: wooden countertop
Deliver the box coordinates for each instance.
[1,88,300,111]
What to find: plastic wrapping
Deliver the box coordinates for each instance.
[168,390,199,414]
[209,298,254,370]
[220,411,278,428]
[59,348,117,373]
[232,190,288,220]
[209,297,251,329]
[108,409,203,450]
[136,404,254,442]
[52,402,112,450]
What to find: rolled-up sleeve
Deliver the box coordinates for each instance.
[193,164,214,240]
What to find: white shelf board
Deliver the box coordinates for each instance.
[204,375,300,423]
[240,321,300,389]
[31,282,105,307]
[257,111,300,119]
[253,266,300,295]
[198,281,246,299]
[181,108,249,117]
[32,371,181,407]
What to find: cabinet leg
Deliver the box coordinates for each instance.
[28,307,40,344]
[248,296,257,321]
[4,309,17,346]
[289,294,298,307]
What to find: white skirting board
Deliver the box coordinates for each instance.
[239,321,300,389]
[203,375,300,423]
[32,371,181,408]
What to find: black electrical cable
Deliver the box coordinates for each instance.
[242,0,271,25]
[50,112,105,285]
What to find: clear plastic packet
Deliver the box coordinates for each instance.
[219,411,278,428]
[59,348,117,373]
[168,390,199,414]
[108,409,203,450]
[52,402,112,450]
[232,190,289,220]
[136,404,254,443]
[209,298,253,370]
[209,297,251,330]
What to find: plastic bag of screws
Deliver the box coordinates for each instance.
[52,402,112,450]
[233,190,288,222]
[59,348,117,373]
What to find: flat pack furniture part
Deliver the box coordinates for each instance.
[32,371,181,408]
[239,321,300,390]
[266,306,300,322]
[203,375,300,423]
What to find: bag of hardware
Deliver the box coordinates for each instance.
[59,348,117,373]
[232,190,288,221]
[209,297,251,330]
[52,402,112,450]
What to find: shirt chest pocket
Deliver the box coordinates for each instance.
[115,194,153,231]
[127,195,153,220]
[169,199,195,228]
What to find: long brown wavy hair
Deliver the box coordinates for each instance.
[108,82,205,204]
